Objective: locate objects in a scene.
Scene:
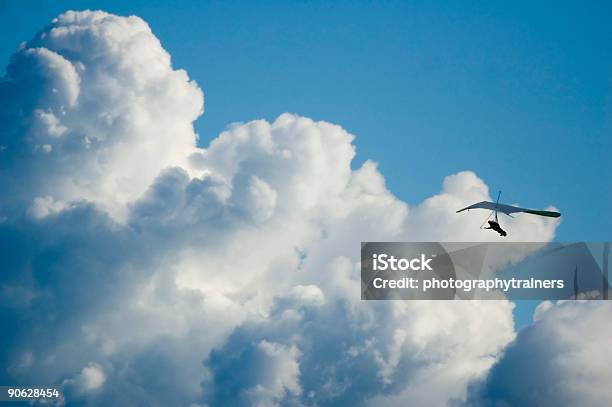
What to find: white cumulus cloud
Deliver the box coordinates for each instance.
[463,301,612,407]
[0,10,203,221]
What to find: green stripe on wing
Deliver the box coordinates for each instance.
[523,209,561,218]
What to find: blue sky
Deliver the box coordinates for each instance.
[1,1,609,331]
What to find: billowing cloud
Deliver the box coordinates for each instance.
[0,9,572,407]
[0,10,203,221]
[462,301,612,407]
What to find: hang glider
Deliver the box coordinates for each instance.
[456,192,561,237]
[456,201,561,218]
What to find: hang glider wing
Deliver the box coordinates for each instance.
[456,201,561,218]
